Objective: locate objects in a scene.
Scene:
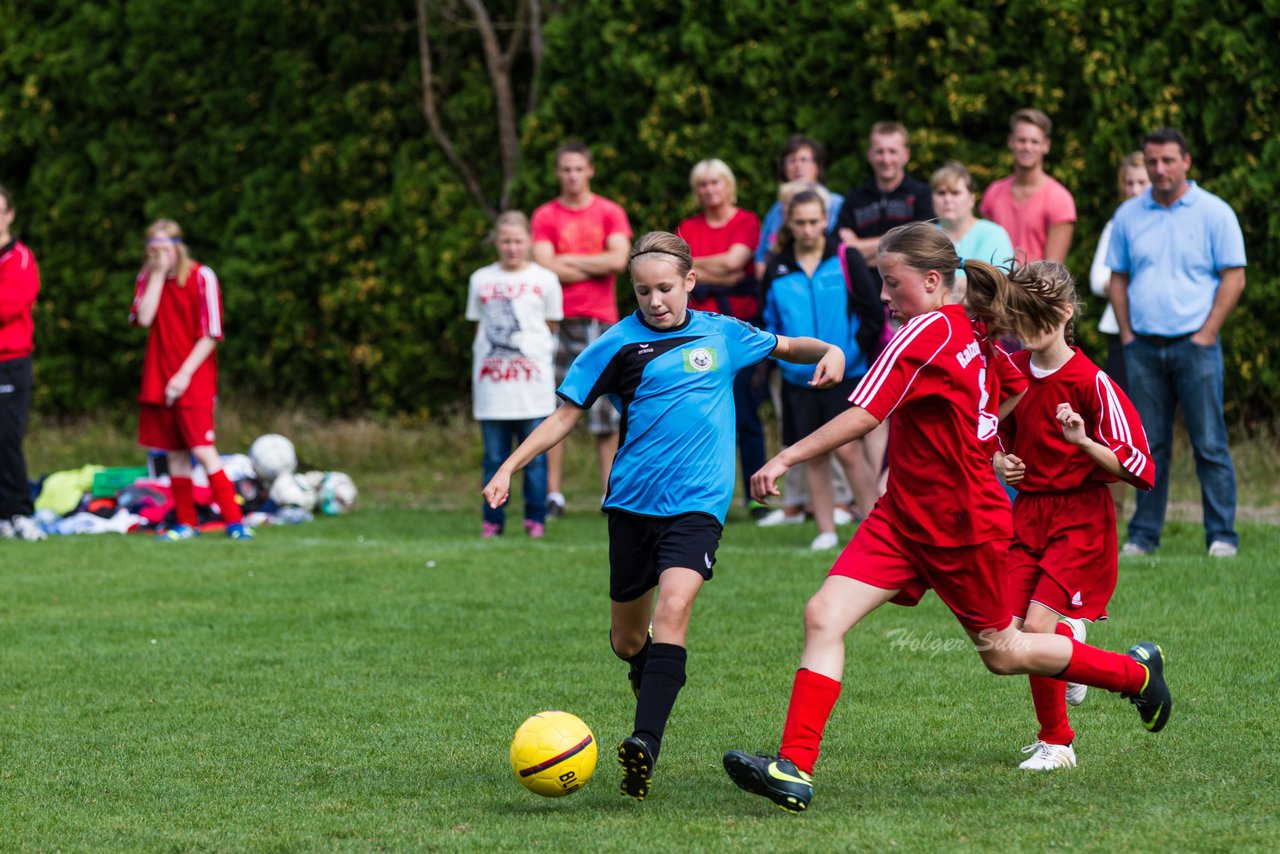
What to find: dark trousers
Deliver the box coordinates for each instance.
[0,356,34,518]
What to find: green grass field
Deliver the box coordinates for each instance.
[2,498,1278,851]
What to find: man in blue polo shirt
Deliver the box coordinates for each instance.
[1108,127,1247,558]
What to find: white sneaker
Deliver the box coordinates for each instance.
[833,507,855,526]
[9,515,47,541]
[1060,617,1088,706]
[756,508,804,527]
[1120,541,1151,557]
[810,531,839,551]
[545,492,566,520]
[1208,541,1238,558]
[1018,740,1076,770]
[0,519,13,539]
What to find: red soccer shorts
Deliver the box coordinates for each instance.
[829,506,1013,635]
[139,403,217,452]
[1006,487,1117,623]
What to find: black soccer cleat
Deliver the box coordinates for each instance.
[617,736,655,800]
[627,665,643,700]
[1125,642,1171,733]
[723,750,813,813]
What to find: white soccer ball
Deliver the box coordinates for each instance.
[269,472,317,510]
[249,434,297,481]
[318,472,358,515]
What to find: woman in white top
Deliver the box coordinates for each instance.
[1088,152,1149,517]
[1089,152,1149,390]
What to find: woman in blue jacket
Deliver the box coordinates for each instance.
[762,190,883,550]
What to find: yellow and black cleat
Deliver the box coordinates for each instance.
[723,750,813,813]
[617,736,655,800]
[1126,642,1172,733]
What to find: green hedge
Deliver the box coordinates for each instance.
[2,0,1276,424]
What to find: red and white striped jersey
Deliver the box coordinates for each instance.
[849,304,1026,546]
[1002,348,1154,493]
[131,263,223,408]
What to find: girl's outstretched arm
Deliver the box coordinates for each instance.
[772,335,845,389]
[750,405,881,504]
[483,404,585,508]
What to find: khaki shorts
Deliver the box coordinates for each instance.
[555,318,620,435]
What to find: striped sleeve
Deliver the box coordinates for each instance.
[848,312,947,422]
[197,266,225,340]
[992,343,1027,400]
[1093,371,1155,490]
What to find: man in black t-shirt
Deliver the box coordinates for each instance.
[836,121,934,279]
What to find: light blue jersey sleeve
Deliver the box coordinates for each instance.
[719,315,778,371]
[557,325,625,409]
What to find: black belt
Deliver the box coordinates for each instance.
[1134,333,1192,345]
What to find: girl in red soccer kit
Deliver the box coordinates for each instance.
[131,219,251,540]
[993,260,1154,770]
[723,222,1170,813]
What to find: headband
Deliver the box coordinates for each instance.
[629,248,686,262]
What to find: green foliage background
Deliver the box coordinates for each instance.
[2,0,1276,423]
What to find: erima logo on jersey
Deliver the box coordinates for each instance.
[637,342,654,355]
[683,347,717,372]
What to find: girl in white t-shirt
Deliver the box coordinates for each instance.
[466,211,564,538]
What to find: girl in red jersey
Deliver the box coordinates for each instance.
[992,260,1154,770]
[131,219,250,540]
[722,222,1170,814]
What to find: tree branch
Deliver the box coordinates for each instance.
[526,0,543,115]
[415,0,496,218]
[461,0,520,210]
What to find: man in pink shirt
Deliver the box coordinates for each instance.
[531,142,632,517]
[980,108,1076,263]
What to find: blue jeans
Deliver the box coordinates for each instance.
[734,364,768,504]
[481,418,547,527]
[1123,336,1237,550]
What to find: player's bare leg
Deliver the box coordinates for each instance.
[972,623,1170,733]
[620,567,704,800]
[725,577,898,812]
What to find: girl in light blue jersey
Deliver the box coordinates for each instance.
[484,230,844,802]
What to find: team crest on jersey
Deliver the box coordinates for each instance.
[683,347,718,373]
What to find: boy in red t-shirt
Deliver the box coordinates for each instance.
[131,219,250,540]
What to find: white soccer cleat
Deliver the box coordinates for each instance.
[1018,740,1076,770]
[833,507,856,526]
[810,531,839,551]
[1061,617,1088,706]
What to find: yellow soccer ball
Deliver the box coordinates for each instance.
[509,711,597,797]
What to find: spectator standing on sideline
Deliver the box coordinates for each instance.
[0,184,45,541]
[1089,152,1149,389]
[754,136,844,279]
[468,211,563,540]
[931,161,1015,303]
[677,159,767,519]
[1108,128,1246,559]
[980,108,1076,264]
[131,219,252,540]
[1089,152,1149,521]
[532,142,632,518]
[836,121,935,279]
